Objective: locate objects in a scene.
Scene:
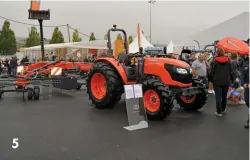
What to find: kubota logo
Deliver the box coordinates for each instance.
[133,105,140,112]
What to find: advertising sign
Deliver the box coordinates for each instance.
[30,0,40,11]
[123,84,148,131]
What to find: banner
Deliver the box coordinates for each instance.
[114,40,125,58]
[30,0,40,11]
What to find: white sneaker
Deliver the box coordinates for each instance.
[238,100,246,105]
[214,112,222,117]
[222,109,227,114]
[208,90,213,94]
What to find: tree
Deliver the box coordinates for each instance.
[72,29,81,42]
[128,35,133,44]
[25,26,40,47]
[116,33,123,40]
[89,32,96,41]
[0,20,17,55]
[49,27,64,44]
[104,34,108,40]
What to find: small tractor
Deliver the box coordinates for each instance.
[86,25,207,120]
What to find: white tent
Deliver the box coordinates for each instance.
[129,31,154,53]
[175,12,249,49]
[167,40,174,53]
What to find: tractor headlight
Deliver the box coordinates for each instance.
[176,67,188,74]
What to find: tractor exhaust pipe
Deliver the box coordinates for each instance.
[139,47,143,54]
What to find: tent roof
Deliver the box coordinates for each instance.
[24,40,110,51]
[129,31,154,53]
[175,12,249,48]
[167,40,174,53]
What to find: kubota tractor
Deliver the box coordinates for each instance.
[86,25,207,120]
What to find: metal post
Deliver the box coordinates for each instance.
[67,24,71,42]
[148,0,155,44]
[150,3,152,43]
[38,19,45,61]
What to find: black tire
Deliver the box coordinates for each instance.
[143,79,174,120]
[175,88,207,111]
[86,62,123,109]
[27,88,33,100]
[33,86,40,100]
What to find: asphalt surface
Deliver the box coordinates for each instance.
[0,88,249,160]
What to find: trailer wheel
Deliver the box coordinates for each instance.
[87,62,123,109]
[27,88,33,100]
[33,86,40,100]
[143,79,174,120]
[175,88,207,111]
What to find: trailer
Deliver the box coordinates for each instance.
[0,61,93,101]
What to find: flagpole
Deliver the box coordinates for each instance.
[148,0,156,44]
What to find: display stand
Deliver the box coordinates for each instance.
[123,84,148,131]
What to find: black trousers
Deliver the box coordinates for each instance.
[244,88,249,108]
[214,86,229,113]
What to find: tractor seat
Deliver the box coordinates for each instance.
[118,53,131,66]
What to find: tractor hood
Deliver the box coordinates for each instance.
[146,57,190,68]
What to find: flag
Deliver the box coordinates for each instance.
[137,24,141,49]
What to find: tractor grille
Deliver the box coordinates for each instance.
[164,64,193,84]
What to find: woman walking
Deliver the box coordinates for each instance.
[209,48,235,117]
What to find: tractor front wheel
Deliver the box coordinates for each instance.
[87,62,123,109]
[175,88,207,111]
[143,79,174,120]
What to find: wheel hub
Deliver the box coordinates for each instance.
[90,73,107,100]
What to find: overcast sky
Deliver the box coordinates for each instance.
[0,1,249,44]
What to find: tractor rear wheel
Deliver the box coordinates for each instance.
[143,79,174,120]
[175,88,207,111]
[87,62,123,109]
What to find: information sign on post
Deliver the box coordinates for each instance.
[123,84,148,131]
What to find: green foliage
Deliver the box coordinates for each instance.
[25,26,40,47]
[104,34,108,40]
[72,29,81,42]
[0,20,17,55]
[49,27,64,44]
[89,32,96,41]
[116,33,123,40]
[128,35,133,44]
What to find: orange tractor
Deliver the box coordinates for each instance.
[86,25,207,120]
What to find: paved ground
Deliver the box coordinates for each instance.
[0,88,248,160]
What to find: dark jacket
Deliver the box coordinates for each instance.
[210,56,235,86]
[242,58,249,85]
[230,59,241,83]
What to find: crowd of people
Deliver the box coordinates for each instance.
[0,57,19,76]
[186,49,249,128]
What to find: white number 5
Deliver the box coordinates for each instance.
[12,138,19,149]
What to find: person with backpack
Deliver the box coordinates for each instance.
[209,48,235,117]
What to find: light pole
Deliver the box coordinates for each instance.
[148,0,156,44]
